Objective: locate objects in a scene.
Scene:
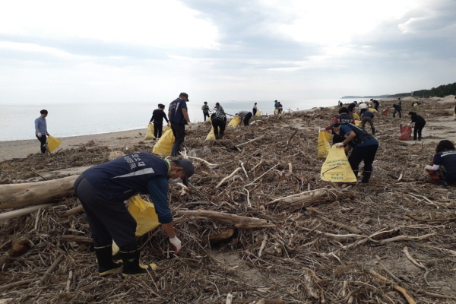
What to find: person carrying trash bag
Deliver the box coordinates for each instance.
[73,152,194,277]
[425,140,456,187]
[149,104,169,139]
[211,102,227,139]
[321,107,354,144]
[34,109,51,154]
[330,122,379,183]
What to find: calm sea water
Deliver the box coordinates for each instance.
[0,98,348,141]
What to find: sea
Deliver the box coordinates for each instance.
[0,98,356,142]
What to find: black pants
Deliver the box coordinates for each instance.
[348,144,378,174]
[252,109,257,116]
[212,118,226,139]
[73,175,137,248]
[414,122,426,140]
[153,123,163,138]
[36,134,47,153]
[243,112,253,126]
[171,123,186,157]
[393,109,401,118]
[203,112,209,121]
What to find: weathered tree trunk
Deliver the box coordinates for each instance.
[176,210,275,229]
[0,176,77,210]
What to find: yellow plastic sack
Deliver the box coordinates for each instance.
[274,109,279,115]
[413,103,418,108]
[112,196,160,255]
[206,127,216,140]
[256,110,262,116]
[355,120,361,126]
[367,108,378,113]
[207,117,212,122]
[152,129,174,156]
[47,136,62,153]
[163,125,170,132]
[317,130,332,159]
[353,113,360,120]
[144,123,155,140]
[320,146,357,182]
[228,116,240,128]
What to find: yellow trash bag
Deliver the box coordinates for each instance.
[47,135,62,153]
[367,108,378,113]
[206,117,212,122]
[355,120,361,126]
[228,116,240,128]
[112,195,160,255]
[163,125,170,132]
[152,129,174,156]
[206,127,216,140]
[274,109,279,115]
[144,123,155,140]
[353,113,360,120]
[317,130,332,159]
[256,110,262,116]
[320,146,357,182]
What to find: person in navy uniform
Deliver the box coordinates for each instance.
[74,153,194,277]
[168,92,191,156]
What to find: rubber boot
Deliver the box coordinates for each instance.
[94,245,123,276]
[372,127,376,135]
[120,249,156,277]
[361,171,372,183]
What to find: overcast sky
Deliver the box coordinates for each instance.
[1,0,455,104]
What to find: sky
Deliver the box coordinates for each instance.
[1,0,455,105]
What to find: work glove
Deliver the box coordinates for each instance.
[169,236,182,254]
[319,128,326,131]
[424,165,434,170]
[335,143,344,148]
[37,132,42,138]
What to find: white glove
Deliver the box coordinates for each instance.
[319,128,326,131]
[424,165,434,170]
[37,132,42,138]
[169,236,182,254]
[335,143,344,148]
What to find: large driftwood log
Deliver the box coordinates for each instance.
[176,210,275,229]
[0,176,77,210]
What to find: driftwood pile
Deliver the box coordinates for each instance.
[1,98,456,303]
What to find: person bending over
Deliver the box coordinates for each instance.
[74,153,194,277]
[331,122,379,183]
[425,140,456,186]
[211,102,227,139]
[408,111,426,141]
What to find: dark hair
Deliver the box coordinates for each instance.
[204,101,207,104]
[158,104,165,108]
[338,107,349,114]
[408,111,416,116]
[436,140,455,153]
[40,109,48,115]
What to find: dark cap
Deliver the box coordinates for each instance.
[176,159,194,186]
[179,92,189,101]
[330,122,341,128]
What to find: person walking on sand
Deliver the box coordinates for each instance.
[34,109,51,154]
[360,108,375,135]
[408,111,426,141]
[168,92,190,157]
[202,101,210,122]
[237,110,253,126]
[73,153,194,277]
[331,122,379,183]
[149,104,169,139]
[252,102,258,116]
[211,102,227,139]
[424,140,456,186]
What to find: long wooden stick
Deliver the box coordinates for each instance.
[215,167,242,188]
[0,204,53,222]
[235,135,265,148]
[175,210,275,229]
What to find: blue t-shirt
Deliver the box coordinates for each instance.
[34,117,47,135]
[169,98,188,125]
[82,152,173,224]
[433,149,456,183]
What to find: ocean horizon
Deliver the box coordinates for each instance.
[0,98,357,142]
